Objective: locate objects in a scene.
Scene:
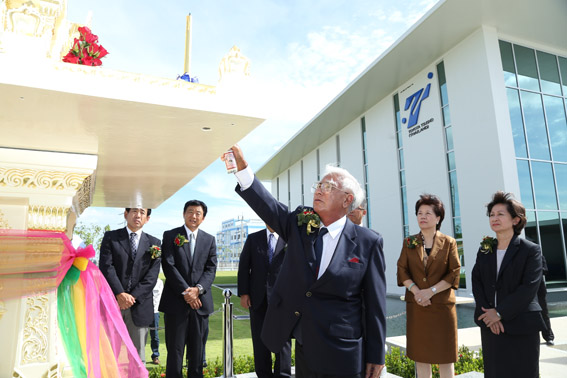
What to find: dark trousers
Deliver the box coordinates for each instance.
[250,299,292,378]
[537,280,554,341]
[150,312,160,359]
[202,322,209,364]
[164,310,208,378]
[295,341,362,378]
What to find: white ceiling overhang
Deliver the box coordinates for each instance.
[0,59,264,208]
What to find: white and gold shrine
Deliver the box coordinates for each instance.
[0,1,264,376]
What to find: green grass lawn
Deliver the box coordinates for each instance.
[145,271,253,369]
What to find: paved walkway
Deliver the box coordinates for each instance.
[234,317,566,377]
[386,316,567,377]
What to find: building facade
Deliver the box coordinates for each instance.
[256,0,567,296]
[216,217,264,270]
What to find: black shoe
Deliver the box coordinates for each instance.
[546,340,554,346]
[203,361,208,368]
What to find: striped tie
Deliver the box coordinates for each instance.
[130,232,138,260]
[268,234,275,264]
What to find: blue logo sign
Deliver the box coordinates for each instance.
[402,72,434,128]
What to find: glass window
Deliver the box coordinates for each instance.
[525,210,539,244]
[543,95,567,162]
[437,62,448,105]
[400,170,406,186]
[555,163,567,210]
[506,88,527,158]
[399,149,405,170]
[539,211,566,282]
[559,57,567,96]
[453,217,462,239]
[516,160,535,209]
[499,40,518,87]
[442,106,451,126]
[445,126,454,151]
[457,239,466,289]
[521,91,550,160]
[397,130,403,148]
[537,51,562,96]
[514,45,540,92]
[449,170,460,217]
[394,94,401,132]
[532,162,558,210]
[401,186,408,226]
[457,240,464,264]
[447,151,456,171]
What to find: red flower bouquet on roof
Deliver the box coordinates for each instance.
[63,26,109,66]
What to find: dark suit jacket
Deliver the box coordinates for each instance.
[237,229,286,310]
[99,228,161,327]
[159,226,217,316]
[237,177,387,375]
[472,235,545,334]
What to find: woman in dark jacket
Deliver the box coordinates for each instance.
[472,191,545,378]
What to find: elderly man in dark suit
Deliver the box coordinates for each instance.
[224,145,387,378]
[159,200,217,378]
[238,225,291,378]
[99,207,162,363]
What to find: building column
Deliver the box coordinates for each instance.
[0,148,96,378]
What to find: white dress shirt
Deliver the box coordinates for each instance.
[183,225,199,244]
[266,229,279,244]
[126,227,143,250]
[317,217,347,279]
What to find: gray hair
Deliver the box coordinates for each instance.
[322,165,365,212]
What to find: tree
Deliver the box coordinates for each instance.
[73,223,111,262]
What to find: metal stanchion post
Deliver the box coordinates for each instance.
[222,289,234,378]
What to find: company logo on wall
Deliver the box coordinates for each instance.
[402,72,435,138]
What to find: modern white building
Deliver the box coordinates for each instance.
[256,0,567,296]
[216,217,265,270]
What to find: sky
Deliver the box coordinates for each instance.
[69,0,439,239]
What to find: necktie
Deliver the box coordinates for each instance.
[189,233,195,260]
[130,232,138,260]
[314,228,328,274]
[268,233,275,264]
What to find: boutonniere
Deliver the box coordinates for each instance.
[174,234,189,247]
[405,235,420,249]
[148,245,161,259]
[297,208,321,235]
[479,236,497,254]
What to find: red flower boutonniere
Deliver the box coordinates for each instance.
[297,208,321,235]
[148,245,161,259]
[174,234,189,247]
[405,235,420,249]
[479,236,497,254]
[63,26,109,66]
[349,257,360,263]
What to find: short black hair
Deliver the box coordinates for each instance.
[183,200,207,217]
[125,208,152,216]
[415,194,445,230]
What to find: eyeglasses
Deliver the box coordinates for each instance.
[311,181,349,195]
